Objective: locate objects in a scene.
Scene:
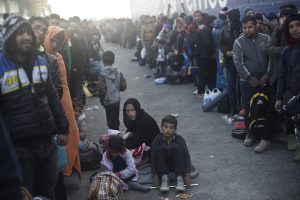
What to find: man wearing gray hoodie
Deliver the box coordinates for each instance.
[98,51,127,130]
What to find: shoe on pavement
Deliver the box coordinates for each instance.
[160,174,169,192]
[255,140,271,153]
[193,89,198,95]
[176,176,185,191]
[244,133,255,146]
[288,134,299,151]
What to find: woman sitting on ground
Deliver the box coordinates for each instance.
[123,98,160,150]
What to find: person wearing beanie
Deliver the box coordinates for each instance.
[0,15,69,199]
[219,8,242,116]
[267,5,298,153]
[268,12,279,31]
[275,13,300,161]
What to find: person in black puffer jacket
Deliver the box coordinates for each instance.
[0,15,69,199]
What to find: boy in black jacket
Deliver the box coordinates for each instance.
[151,115,191,192]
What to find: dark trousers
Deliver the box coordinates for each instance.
[14,139,57,199]
[105,103,120,130]
[197,58,216,94]
[55,171,67,200]
[153,144,187,177]
[225,60,238,114]
[262,83,278,140]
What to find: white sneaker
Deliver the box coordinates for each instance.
[255,140,271,153]
[193,89,198,95]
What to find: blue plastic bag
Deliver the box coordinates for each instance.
[57,145,67,172]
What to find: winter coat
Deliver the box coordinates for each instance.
[267,28,286,85]
[219,23,241,63]
[38,46,63,98]
[123,98,160,149]
[212,18,226,49]
[276,43,300,100]
[198,25,215,59]
[150,133,191,175]
[0,112,21,199]
[101,149,138,181]
[233,33,270,81]
[98,66,127,107]
[0,52,69,143]
[44,26,81,176]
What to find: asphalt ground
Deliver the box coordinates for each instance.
[66,43,300,200]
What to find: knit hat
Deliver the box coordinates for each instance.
[2,14,31,45]
[268,12,279,21]
[279,4,298,17]
[227,9,240,23]
[219,7,228,21]
[163,23,172,30]
[284,13,300,45]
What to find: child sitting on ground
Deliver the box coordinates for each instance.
[101,135,138,182]
[151,115,191,192]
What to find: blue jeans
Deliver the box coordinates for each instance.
[239,80,255,110]
[225,61,238,113]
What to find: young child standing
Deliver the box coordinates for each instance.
[101,135,138,182]
[98,51,127,130]
[151,115,191,192]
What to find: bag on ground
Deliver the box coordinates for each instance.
[88,171,125,200]
[80,142,102,171]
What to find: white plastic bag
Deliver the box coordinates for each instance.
[203,89,213,105]
[141,47,146,59]
[211,88,221,100]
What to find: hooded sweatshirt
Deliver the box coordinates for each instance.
[98,66,126,107]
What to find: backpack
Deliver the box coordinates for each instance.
[88,171,125,200]
[246,89,269,136]
[80,142,102,171]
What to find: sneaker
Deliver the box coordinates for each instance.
[176,176,185,191]
[244,133,255,146]
[193,89,198,95]
[288,134,299,151]
[160,174,169,192]
[255,140,271,153]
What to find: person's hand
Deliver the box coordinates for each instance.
[249,77,259,87]
[275,100,283,113]
[20,186,32,200]
[184,174,191,187]
[153,175,160,187]
[259,74,268,88]
[57,134,68,145]
[226,51,233,57]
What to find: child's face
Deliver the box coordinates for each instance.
[161,122,176,139]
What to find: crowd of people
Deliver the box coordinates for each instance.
[0,2,300,200]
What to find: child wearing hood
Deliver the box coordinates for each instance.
[98,51,127,130]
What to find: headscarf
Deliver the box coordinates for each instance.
[123,98,144,129]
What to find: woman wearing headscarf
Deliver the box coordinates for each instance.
[44,26,81,177]
[123,98,160,149]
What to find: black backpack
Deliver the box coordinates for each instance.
[246,88,269,136]
[79,142,102,171]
